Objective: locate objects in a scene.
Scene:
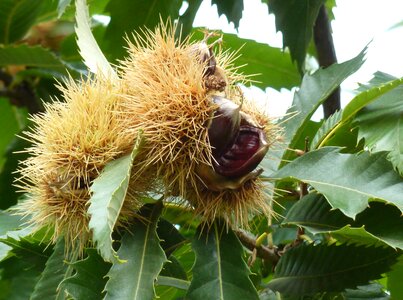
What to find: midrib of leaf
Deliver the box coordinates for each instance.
[133,219,152,299]
[4,0,22,44]
[214,224,224,300]
[300,180,378,198]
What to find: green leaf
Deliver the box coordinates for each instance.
[186,220,259,300]
[284,194,403,249]
[279,46,366,168]
[61,249,111,300]
[342,76,403,122]
[268,0,325,72]
[330,226,393,248]
[354,202,403,250]
[160,256,187,281]
[283,193,353,233]
[310,110,342,149]
[31,238,68,300]
[157,218,186,257]
[387,255,403,299]
[0,136,31,210]
[104,0,183,61]
[0,44,69,77]
[156,275,190,290]
[88,133,142,262]
[272,147,403,218]
[0,0,45,44]
[267,243,398,296]
[58,0,72,17]
[343,283,389,299]
[0,209,34,262]
[211,0,243,28]
[0,100,25,170]
[0,236,52,300]
[75,0,118,80]
[104,202,167,300]
[191,30,300,91]
[355,72,403,175]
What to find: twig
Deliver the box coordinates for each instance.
[314,5,340,118]
[235,229,280,264]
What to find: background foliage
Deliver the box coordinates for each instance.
[0,0,402,299]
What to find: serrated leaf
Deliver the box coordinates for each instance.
[267,243,398,296]
[58,0,72,17]
[0,0,44,44]
[343,283,389,299]
[104,0,182,61]
[310,110,342,149]
[268,0,325,71]
[31,238,68,300]
[331,226,392,248]
[211,0,243,28]
[279,46,366,169]
[186,220,259,300]
[0,44,70,77]
[61,249,111,300]
[284,194,403,249]
[88,133,143,262]
[342,76,403,122]
[354,72,403,175]
[157,218,186,257]
[283,193,353,233]
[75,0,118,79]
[354,202,403,250]
[104,202,167,300]
[272,147,403,218]
[0,209,33,262]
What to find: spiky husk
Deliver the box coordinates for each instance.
[16,22,282,253]
[118,24,281,227]
[15,76,142,252]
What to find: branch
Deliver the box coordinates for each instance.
[313,4,340,118]
[235,229,280,264]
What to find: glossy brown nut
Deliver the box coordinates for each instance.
[207,96,269,179]
[208,96,241,156]
[212,125,269,178]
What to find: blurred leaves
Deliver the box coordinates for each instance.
[0,0,46,44]
[0,44,70,77]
